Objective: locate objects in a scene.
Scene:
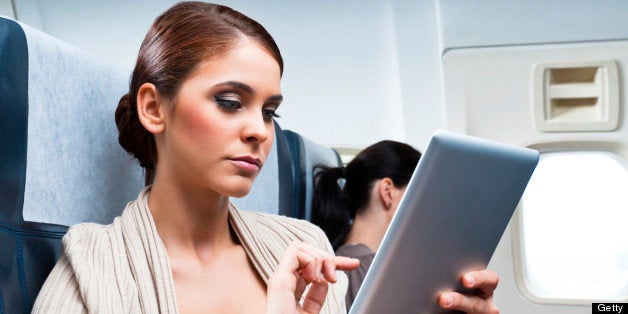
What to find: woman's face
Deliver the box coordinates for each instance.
[159,40,282,198]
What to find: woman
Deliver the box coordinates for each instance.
[312,140,500,313]
[33,2,357,313]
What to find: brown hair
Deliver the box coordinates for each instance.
[115,1,283,185]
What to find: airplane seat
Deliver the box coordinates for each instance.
[0,16,145,313]
[283,130,343,221]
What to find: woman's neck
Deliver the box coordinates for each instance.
[343,208,389,253]
[148,175,236,259]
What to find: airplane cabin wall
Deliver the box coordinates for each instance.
[390,0,447,152]
[0,0,15,18]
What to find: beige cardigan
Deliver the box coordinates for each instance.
[32,188,347,313]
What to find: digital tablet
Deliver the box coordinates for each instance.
[349,130,539,314]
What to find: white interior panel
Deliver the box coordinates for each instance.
[0,0,15,18]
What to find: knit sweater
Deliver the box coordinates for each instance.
[32,188,347,313]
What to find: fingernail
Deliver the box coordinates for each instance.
[465,275,475,287]
[443,294,453,307]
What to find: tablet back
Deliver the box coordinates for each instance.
[349,130,539,314]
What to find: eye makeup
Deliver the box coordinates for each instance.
[214,95,242,111]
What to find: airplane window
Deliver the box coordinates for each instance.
[519,151,628,301]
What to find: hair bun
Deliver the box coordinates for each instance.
[114,93,135,154]
[115,93,156,173]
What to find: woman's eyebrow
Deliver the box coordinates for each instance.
[268,95,283,103]
[216,81,283,102]
[215,81,254,94]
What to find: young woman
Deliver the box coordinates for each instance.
[33,2,357,313]
[312,140,500,313]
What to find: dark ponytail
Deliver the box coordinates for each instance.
[312,166,352,249]
[312,140,421,250]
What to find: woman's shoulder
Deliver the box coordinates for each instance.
[63,219,116,240]
[61,218,125,262]
[34,218,141,313]
[61,218,134,283]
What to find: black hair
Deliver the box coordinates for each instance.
[311,140,421,250]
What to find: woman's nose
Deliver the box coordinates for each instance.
[242,110,270,144]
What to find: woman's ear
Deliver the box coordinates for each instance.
[378,178,394,210]
[137,83,166,134]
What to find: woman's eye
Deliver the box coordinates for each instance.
[215,95,242,111]
[263,108,281,121]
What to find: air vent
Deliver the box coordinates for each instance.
[532,61,619,132]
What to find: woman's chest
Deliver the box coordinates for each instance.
[171,247,268,313]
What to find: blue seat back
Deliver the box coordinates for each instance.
[284,131,343,221]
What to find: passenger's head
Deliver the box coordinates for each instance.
[115,1,283,194]
[312,140,421,249]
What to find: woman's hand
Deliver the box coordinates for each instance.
[438,269,500,314]
[266,241,359,314]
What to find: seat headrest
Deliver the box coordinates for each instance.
[284,130,342,220]
[0,17,144,227]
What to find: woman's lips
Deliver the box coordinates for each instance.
[230,156,262,172]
